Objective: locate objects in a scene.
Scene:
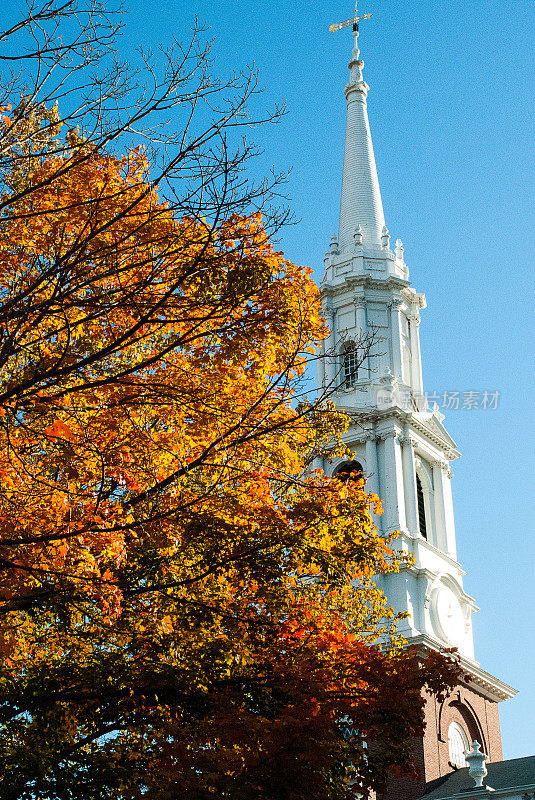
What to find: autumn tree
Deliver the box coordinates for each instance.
[0,3,460,798]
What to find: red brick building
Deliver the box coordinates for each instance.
[383,660,514,800]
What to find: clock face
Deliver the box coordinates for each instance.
[432,585,464,646]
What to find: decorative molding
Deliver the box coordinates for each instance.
[344,79,369,100]
[320,274,410,301]
[378,430,398,441]
[329,232,339,255]
[408,635,517,701]
[339,405,460,461]
[344,435,368,446]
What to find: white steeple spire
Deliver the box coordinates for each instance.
[318,15,517,760]
[320,12,474,662]
[338,25,385,252]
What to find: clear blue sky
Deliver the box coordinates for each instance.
[11,0,535,761]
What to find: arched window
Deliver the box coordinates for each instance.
[416,473,428,539]
[334,460,363,483]
[448,722,469,767]
[342,342,358,388]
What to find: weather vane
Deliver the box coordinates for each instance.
[329,1,372,33]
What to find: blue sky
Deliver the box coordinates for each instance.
[9,0,535,761]
[128,0,532,759]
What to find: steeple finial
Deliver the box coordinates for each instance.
[328,1,373,35]
[331,7,386,253]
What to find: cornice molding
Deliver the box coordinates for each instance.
[320,274,410,299]
[337,406,461,460]
[397,547,467,578]
[378,430,398,440]
[407,635,517,702]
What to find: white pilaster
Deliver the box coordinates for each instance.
[401,435,418,536]
[312,455,324,472]
[365,432,382,532]
[389,299,403,381]
[381,432,406,532]
[355,296,368,378]
[442,465,457,560]
[323,307,336,388]
[432,460,449,553]
[409,312,423,394]
[317,342,325,389]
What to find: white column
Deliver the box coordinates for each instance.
[323,306,337,388]
[409,312,423,396]
[365,432,382,532]
[381,431,406,533]
[432,460,448,553]
[355,296,368,379]
[389,299,403,381]
[401,435,418,536]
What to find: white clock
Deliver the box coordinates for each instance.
[431,584,465,646]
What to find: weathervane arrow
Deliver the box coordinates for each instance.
[329,1,372,32]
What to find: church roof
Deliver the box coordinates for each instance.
[419,756,535,799]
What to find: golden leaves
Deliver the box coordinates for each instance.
[0,112,459,797]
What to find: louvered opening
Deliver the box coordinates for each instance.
[416,474,427,540]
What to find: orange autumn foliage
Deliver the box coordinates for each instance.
[0,120,460,800]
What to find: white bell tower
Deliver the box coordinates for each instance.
[315,17,515,791]
[317,19,480,662]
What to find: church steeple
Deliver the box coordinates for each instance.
[320,17,476,659]
[319,13,518,677]
[317,16,516,797]
[339,25,385,251]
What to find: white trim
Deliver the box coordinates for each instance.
[408,635,517,701]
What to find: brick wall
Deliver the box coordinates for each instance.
[380,681,503,800]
